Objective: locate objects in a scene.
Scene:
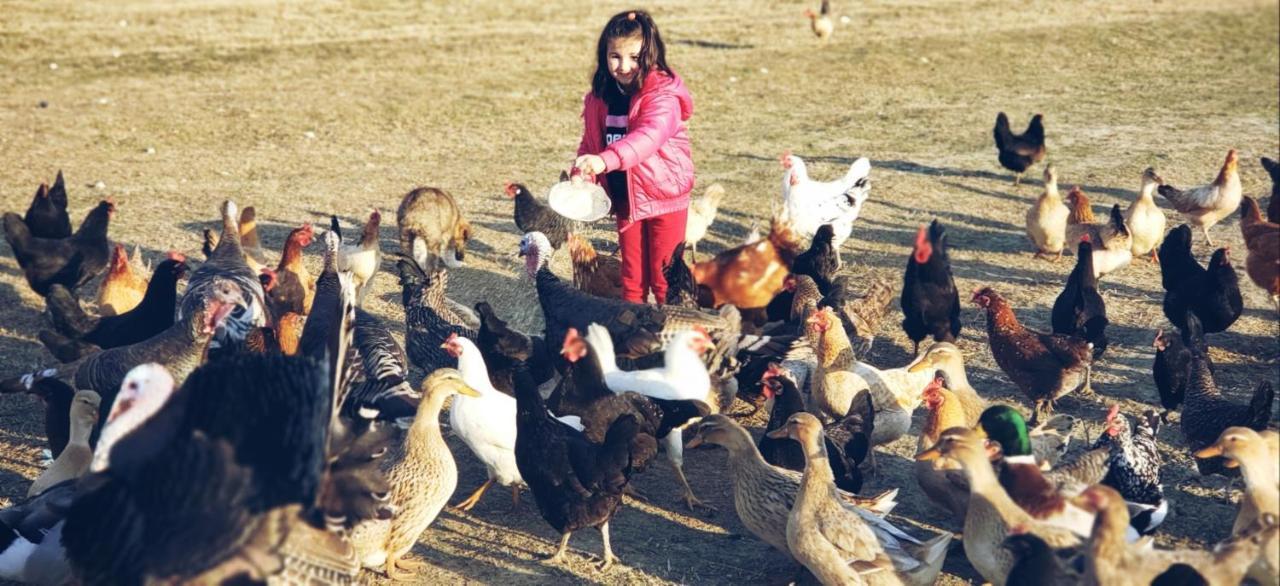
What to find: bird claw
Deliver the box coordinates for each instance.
[683,492,718,516]
[597,553,619,572]
[386,556,428,580]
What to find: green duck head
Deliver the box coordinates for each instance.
[978,405,1033,458]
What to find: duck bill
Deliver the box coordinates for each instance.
[906,358,931,374]
[456,383,481,398]
[915,446,942,462]
[685,433,705,449]
[1194,444,1224,460]
[765,428,790,439]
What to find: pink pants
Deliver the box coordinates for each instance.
[617,209,688,304]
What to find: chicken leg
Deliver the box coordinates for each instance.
[546,532,573,564]
[1201,225,1215,247]
[665,429,716,513]
[453,477,493,511]
[598,522,619,572]
[510,484,521,510]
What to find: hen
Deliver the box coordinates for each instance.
[1065,187,1132,279]
[819,274,895,359]
[758,365,868,494]
[684,183,726,260]
[336,210,383,307]
[22,172,70,239]
[1093,406,1168,536]
[692,217,803,310]
[1239,196,1279,308]
[266,223,316,317]
[474,301,555,394]
[1025,164,1069,260]
[507,182,576,251]
[95,243,148,317]
[1159,225,1243,333]
[38,255,187,362]
[1158,149,1243,246]
[512,363,642,571]
[1125,168,1167,262]
[901,221,961,354]
[179,200,270,351]
[4,199,114,297]
[973,287,1093,424]
[1262,157,1280,223]
[1050,237,1108,360]
[791,224,840,292]
[343,308,418,424]
[662,242,712,309]
[780,152,871,247]
[1151,325,1213,421]
[993,112,1046,186]
[237,205,268,272]
[567,234,623,299]
[805,0,834,41]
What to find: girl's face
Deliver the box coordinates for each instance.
[607,35,643,89]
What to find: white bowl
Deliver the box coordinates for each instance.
[548,178,611,222]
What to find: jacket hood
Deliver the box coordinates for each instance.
[641,71,693,122]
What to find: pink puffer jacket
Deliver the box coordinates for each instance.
[577,71,695,227]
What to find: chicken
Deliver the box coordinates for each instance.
[336,210,383,307]
[683,183,726,261]
[1239,195,1280,308]
[1125,168,1167,262]
[805,0,833,42]
[238,205,268,272]
[277,311,305,356]
[567,233,623,299]
[22,172,70,239]
[474,301,556,395]
[1159,225,1243,333]
[266,223,316,317]
[1094,407,1168,536]
[512,363,642,571]
[95,243,149,317]
[1158,149,1242,246]
[1065,187,1133,278]
[901,221,961,354]
[993,112,1046,186]
[1262,157,1280,223]
[973,287,1093,424]
[507,182,577,251]
[1025,164,1070,260]
[692,216,803,309]
[342,308,417,424]
[792,224,840,292]
[1151,325,1213,420]
[663,242,712,309]
[3,199,114,297]
[38,255,187,362]
[758,365,868,494]
[780,153,871,247]
[819,275,895,359]
[1050,237,1108,360]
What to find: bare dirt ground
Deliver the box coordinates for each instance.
[1,0,1277,584]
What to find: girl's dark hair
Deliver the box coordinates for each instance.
[591,10,672,97]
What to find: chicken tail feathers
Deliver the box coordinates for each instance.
[1248,381,1275,431]
[37,329,98,363]
[3,212,30,252]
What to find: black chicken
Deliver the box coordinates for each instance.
[1151,323,1214,421]
[901,220,961,354]
[3,199,113,297]
[791,223,839,293]
[508,182,578,250]
[993,112,1047,186]
[757,365,868,494]
[37,256,188,363]
[1262,157,1280,223]
[475,301,555,395]
[663,242,712,309]
[1158,225,1243,333]
[513,363,642,571]
[1051,237,1108,360]
[22,171,71,239]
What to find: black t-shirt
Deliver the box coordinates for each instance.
[602,82,630,217]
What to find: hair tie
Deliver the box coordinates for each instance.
[627,12,636,20]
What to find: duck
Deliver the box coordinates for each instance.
[27,390,99,498]
[905,342,984,424]
[688,415,950,582]
[758,364,869,495]
[350,368,480,579]
[916,427,1081,586]
[1125,167,1167,262]
[1196,427,1279,585]
[769,412,943,586]
[1025,163,1070,260]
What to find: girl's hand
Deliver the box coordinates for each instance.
[575,154,606,176]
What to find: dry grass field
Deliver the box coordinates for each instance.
[1,0,1277,584]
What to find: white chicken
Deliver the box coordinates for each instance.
[586,323,715,510]
[780,152,871,248]
[444,334,581,511]
[336,209,383,306]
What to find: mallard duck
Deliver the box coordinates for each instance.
[769,412,942,586]
[1072,484,1264,586]
[350,368,480,579]
[977,406,1098,539]
[27,390,99,498]
[1196,427,1279,585]
[688,415,950,582]
[916,427,1080,585]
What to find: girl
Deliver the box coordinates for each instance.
[575,10,695,304]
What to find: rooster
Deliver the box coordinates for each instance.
[993,112,1047,187]
[566,233,622,299]
[805,0,834,41]
[1158,149,1242,246]
[335,211,383,306]
[780,152,871,248]
[692,216,803,309]
[684,183,726,260]
[901,221,961,355]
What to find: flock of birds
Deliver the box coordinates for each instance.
[0,104,1275,586]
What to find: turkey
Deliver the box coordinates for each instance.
[780,152,871,248]
[179,200,269,351]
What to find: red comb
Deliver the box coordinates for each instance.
[165,251,186,263]
[1106,404,1119,422]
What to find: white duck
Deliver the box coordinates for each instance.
[444,333,581,511]
[780,152,872,248]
